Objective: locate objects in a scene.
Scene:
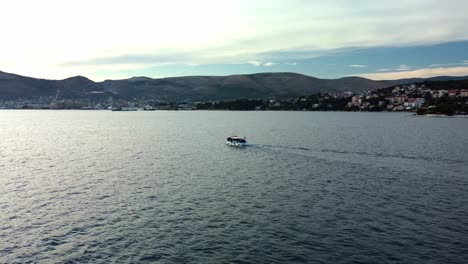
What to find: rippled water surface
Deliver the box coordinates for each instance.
[1,110,467,263]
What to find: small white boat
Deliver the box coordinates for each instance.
[144,105,157,111]
[226,136,247,147]
[121,107,138,111]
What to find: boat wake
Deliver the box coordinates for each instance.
[248,144,466,165]
[248,144,310,151]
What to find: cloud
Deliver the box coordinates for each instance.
[428,61,468,67]
[349,64,368,68]
[396,64,412,71]
[3,0,468,81]
[247,61,277,67]
[284,62,298,66]
[357,66,468,80]
[263,62,278,67]
[376,68,392,72]
[61,53,195,67]
[247,61,263,66]
[428,63,456,67]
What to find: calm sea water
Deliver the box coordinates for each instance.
[1,110,467,263]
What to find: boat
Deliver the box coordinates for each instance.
[121,107,138,111]
[144,105,157,111]
[226,136,247,147]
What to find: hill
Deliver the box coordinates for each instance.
[0,71,387,101]
[382,75,468,87]
[100,73,388,101]
[1,70,468,101]
[0,72,113,100]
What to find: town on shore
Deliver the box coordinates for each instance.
[1,83,468,116]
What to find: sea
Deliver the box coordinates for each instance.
[1,110,467,263]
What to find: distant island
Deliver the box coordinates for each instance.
[0,70,467,115]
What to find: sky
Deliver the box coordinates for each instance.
[1,0,468,81]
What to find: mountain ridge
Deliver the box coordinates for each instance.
[1,70,468,101]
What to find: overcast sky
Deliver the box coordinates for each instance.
[1,0,468,80]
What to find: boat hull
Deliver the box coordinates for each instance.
[226,141,247,148]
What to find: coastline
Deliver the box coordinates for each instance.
[422,114,468,118]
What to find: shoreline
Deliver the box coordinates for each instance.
[421,114,468,118]
[1,108,468,117]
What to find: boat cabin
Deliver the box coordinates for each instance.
[227,136,246,143]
